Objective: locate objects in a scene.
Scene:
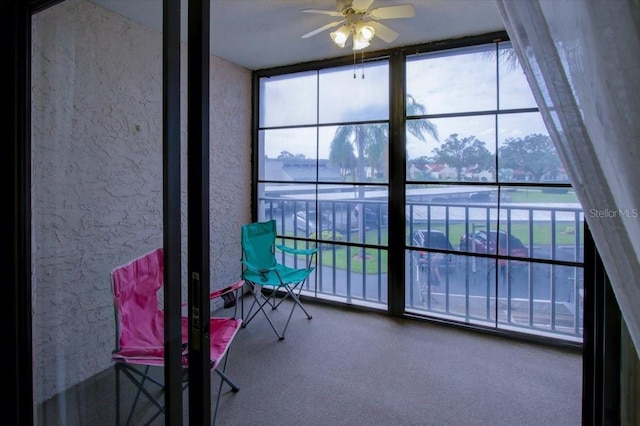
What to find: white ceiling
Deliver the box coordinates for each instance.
[91,0,505,70]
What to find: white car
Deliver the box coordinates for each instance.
[293,210,332,235]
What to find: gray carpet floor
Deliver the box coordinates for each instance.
[37,297,582,425]
[212,298,582,426]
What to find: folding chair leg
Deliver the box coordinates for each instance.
[212,350,240,426]
[116,364,121,426]
[287,284,313,320]
[242,280,314,340]
[277,285,313,338]
[115,363,166,426]
[215,368,239,392]
[242,285,287,340]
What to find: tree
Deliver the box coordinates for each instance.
[482,43,520,71]
[406,94,439,142]
[327,95,438,241]
[278,150,306,160]
[410,156,431,169]
[328,136,357,179]
[329,125,386,182]
[499,133,561,182]
[431,133,493,180]
[328,95,438,181]
[409,156,433,180]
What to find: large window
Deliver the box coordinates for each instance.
[405,42,582,342]
[257,61,390,306]
[255,36,584,344]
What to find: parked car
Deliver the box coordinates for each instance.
[411,229,457,286]
[293,210,332,235]
[413,229,455,251]
[458,230,528,265]
[468,192,496,203]
[354,204,389,227]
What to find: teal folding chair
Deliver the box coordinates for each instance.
[240,220,317,340]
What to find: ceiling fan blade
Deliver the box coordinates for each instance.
[369,4,415,19]
[301,9,343,17]
[352,0,375,13]
[301,20,344,39]
[368,21,399,43]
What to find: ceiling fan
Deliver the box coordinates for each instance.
[301,0,415,51]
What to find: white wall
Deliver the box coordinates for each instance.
[31,0,251,403]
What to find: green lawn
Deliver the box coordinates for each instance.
[508,188,579,203]
[282,230,388,274]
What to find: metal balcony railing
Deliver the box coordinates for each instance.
[260,197,584,343]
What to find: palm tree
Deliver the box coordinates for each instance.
[328,135,357,180]
[328,95,438,244]
[406,94,439,142]
[482,43,520,71]
[329,125,386,182]
[329,94,438,182]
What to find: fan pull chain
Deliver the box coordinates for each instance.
[353,50,357,79]
[361,51,365,79]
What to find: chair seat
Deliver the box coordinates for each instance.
[242,264,313,287]
[209,317,242,369]
[113,313,243,370]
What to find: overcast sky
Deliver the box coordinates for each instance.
[260,44,547,160]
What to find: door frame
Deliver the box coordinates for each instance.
[5,0,212,423]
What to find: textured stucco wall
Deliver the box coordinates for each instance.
[31,0,251,403]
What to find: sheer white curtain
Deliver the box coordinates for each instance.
[495,0,640,352]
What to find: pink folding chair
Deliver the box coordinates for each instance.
[111,248,243,425]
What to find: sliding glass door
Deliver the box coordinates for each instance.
[28,0,197,423]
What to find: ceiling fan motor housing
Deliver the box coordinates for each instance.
[301,0,414,48]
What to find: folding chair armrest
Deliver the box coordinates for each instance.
[276,244,318,257]
[179,280,245,308]
[208,280,245,301]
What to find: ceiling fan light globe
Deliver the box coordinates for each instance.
[330,25,351,48]
[352,37,370,51]
[330,32,347,47]
[358,24,375,42]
